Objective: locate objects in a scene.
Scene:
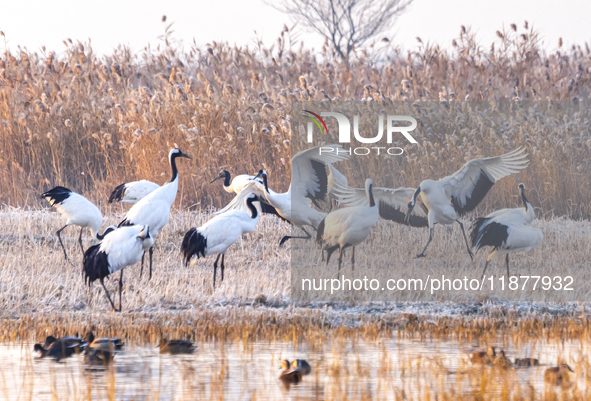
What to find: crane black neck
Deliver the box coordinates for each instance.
[96,226,116,240]
[170,153,181,182]
[261,173,270,193]
[246,197,258,219]
[368,184,375,207]
[520,190,529,211]
[223,171,231,187]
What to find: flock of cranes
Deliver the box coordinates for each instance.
[40,144,543,311]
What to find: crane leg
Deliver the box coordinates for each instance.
[100,278,117,311]
[56,225,70,261]
[148,246,154,281]
[118,269,124,312]
[280,227,312,246]
[506,254,510,277]
[351,247,355,271]
[325,245,338,265]
[337,246,344,275]
[213,254,221,289]
[221,254,225,282]
[140,254,144,279]
[457,220,474,261]
[416,228,434,258]
[480,250,497,280]
[78,227,85,254]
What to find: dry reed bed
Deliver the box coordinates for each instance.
[1,24,591,216]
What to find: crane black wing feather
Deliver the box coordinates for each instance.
[83,244,110,285]
[181,228,207,265]
[109,183,127,204]
[308,160,328,201]
[450,171,494,216]
[41,186,72,205]
[469,217,509,250]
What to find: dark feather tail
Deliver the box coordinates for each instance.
[108,183,126,204]
[41,186,72,204]
[181,228,207,266]
[469,217,508,250]
[83,244,110,285]
[316,218,326,245]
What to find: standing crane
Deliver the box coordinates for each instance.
[470,183,543,278]
[41,186,113,260]
[83,225,153,311]
[118,147,191,279]
[316,179,379,272]
[405,147,529,259]
[181,193,261,288]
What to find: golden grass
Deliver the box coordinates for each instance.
[1,24,591,217]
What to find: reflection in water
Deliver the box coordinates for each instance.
[0,335,588,399]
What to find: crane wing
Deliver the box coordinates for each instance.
[332,182,428,227]
[291,144,349,203]
[215,181,267,214]
[439,147,528,216]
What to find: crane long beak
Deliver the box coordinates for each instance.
[179,151,192,160]
[210,175,222,184]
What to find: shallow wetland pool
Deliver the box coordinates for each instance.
[1,332,589,400]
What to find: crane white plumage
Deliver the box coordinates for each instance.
[331,181,429,227]
[83,225,153,311]
[316,179,379,272]
[41,186,113,260]
[181,193,261,288]
[470,183,543,278]
[118,147,191,279]
[219,144,349,245]
[405,147,529,259]
[327,164,348,210]
[109,180,160,205]
[211,169,263,194]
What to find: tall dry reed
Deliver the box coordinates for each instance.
[0,23,590,216]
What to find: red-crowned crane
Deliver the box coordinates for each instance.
[470,183,543,278]
[181,193,261,288]
[316,179,379,272]
[118,147,191,279]
[83,225,153,311]
[40,186,113,260]
[405,147,529,259]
